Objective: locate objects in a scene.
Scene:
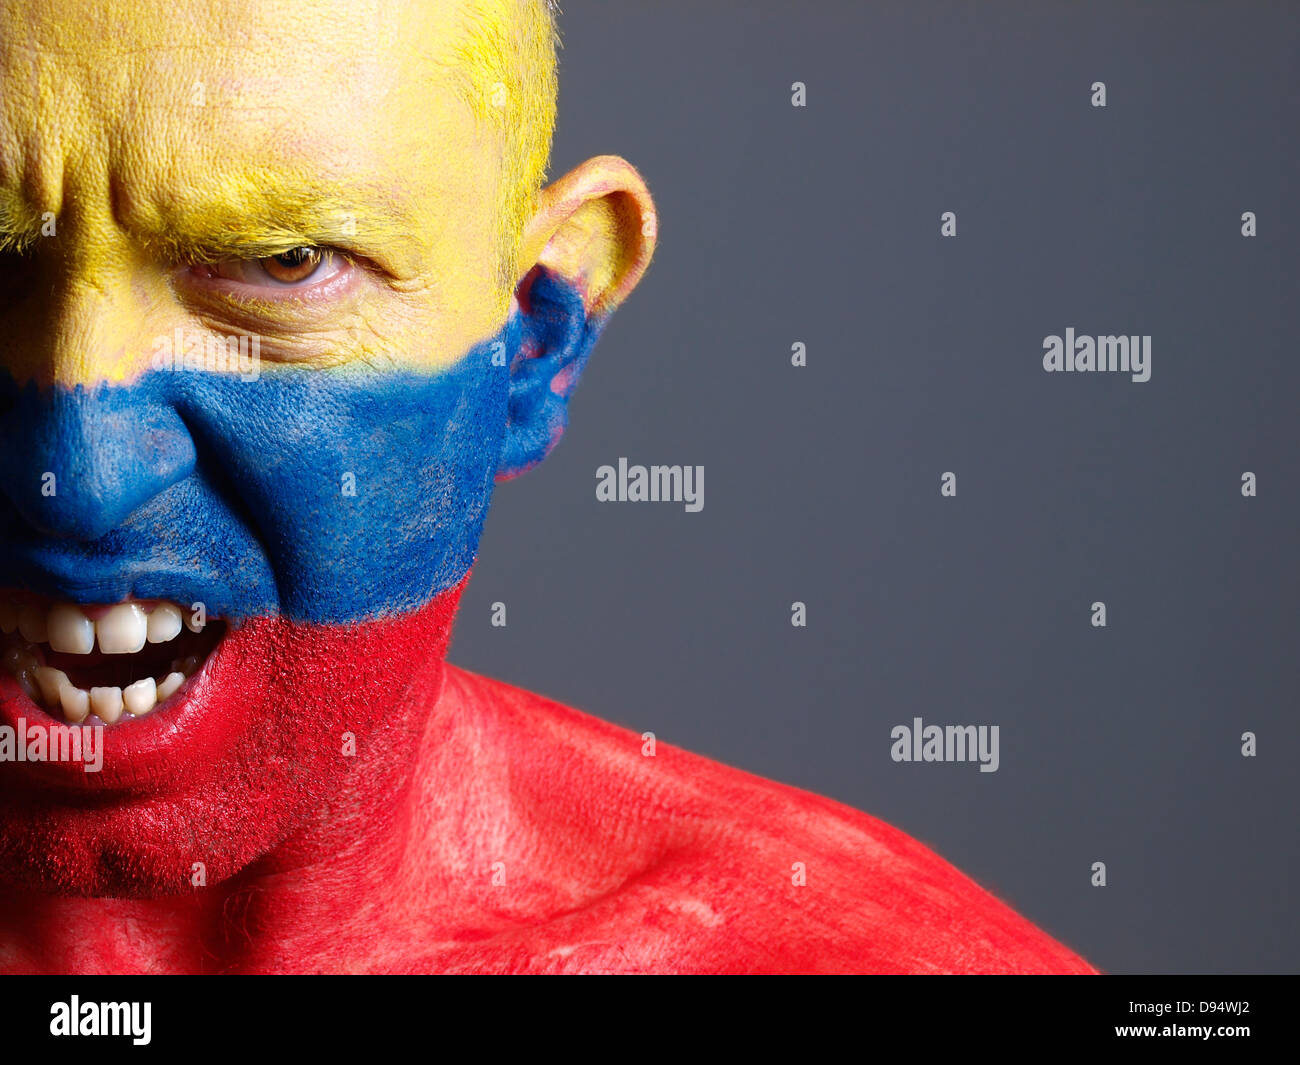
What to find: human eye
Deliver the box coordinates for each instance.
[187,246,349,290]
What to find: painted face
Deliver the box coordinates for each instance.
[0,0,638,895]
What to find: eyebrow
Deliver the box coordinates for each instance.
[0,177,420,270]
[134,180,420,269]
[0,188,46,253]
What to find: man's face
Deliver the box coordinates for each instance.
[0,0,529,894]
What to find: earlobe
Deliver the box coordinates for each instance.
[496,156,656,481]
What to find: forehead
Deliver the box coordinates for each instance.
[0,0,493,254]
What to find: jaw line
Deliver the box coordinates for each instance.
[0,583,466,899]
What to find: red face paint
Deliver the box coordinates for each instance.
[0,580,464,897]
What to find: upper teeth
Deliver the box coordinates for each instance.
[0,597,212,726]
[0,599,201,653]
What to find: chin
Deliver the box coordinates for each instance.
[0,583,463,897]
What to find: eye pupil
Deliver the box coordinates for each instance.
[275,247,316,268]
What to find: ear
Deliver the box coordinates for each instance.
[496,155,656,480]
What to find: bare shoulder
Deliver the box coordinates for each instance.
[430,667,1096,975]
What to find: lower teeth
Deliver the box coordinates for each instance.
[2,642,206,726]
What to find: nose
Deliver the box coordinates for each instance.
[0,381,196,541]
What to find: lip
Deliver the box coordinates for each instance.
[0,616,264,793]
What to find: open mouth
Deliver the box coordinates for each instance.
[0,595,225,726]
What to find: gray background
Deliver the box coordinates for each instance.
[450,0,1299,974]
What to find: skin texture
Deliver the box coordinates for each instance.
[0,0,1095,973]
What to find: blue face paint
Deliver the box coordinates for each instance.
[0,270,597,625]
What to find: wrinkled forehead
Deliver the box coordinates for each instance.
[0,0,489,258]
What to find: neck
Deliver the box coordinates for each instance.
[0,615,509,974]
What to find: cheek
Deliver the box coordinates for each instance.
[170,326,514,623]
[0,323,514,624]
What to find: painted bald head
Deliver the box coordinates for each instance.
[0,0,654,896]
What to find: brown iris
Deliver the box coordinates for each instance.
[264,246,324,283]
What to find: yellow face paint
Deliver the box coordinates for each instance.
[0,0,557,385]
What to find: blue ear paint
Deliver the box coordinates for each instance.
[496,266,604,480]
